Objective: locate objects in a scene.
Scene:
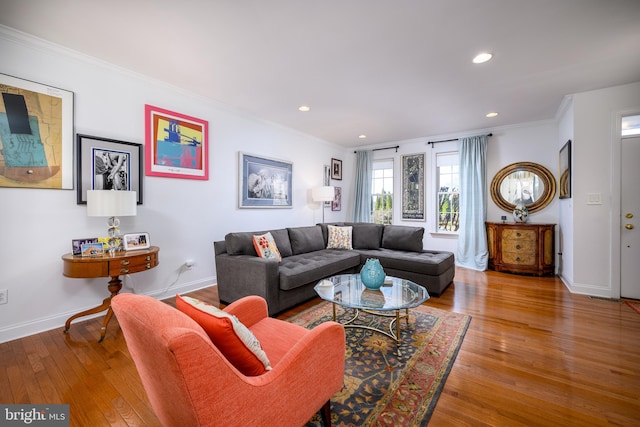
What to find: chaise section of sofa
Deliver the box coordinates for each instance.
[214,223,455,316]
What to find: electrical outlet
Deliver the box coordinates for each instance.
[0,289,7,305]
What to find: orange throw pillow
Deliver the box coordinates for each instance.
[175,295,271,376]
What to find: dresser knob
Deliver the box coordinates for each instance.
[516,257,521,261]
[516,244,521,249]
[120,268,129,274]
[145,263,151,269]
[146,256,151,261]
[516,232,521,237]
[120,260,130,266]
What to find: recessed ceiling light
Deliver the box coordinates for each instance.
[298,105,310,112]
[486,112,499,118]
[473,52,493,64]
[358,134,367,139]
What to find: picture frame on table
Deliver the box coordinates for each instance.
[239,152,292,208]
[144,104,209,180]
[401,153,425,221]
[559,139,571,199]
[123,232,150,251]
[331,158,343,180]
[76,134,143,204]
[72,237,98,255]
[0,73,74,189]
[80,242,104,257]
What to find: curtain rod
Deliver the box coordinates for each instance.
[353,145,399,154]
[427,133,493,146]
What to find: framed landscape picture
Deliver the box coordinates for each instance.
[239,152,292,208]
[76,134,143,204]
[145,105,209,180]
[0,73,74,189]
[401,153,425,221]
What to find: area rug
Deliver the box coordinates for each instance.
[624,299,640,315]
[287,301,471,426]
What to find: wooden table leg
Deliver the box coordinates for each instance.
[64,276,122,342]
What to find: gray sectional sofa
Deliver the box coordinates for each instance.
[214,223,455,315]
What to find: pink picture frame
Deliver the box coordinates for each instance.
[145,105,209,180]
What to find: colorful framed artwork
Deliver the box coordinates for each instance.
[239,152,292,208]
[331,158,343,180]
[332,186,342,211]
[76,134,143,204]
[559,139,571,199]
[144,105,208,180]
[0,73,74,189]
[402,153,425,221]
[72,237,98,256]
[123,232,150,250]
[80,242,104,257]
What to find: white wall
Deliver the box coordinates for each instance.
[0,28,351,342]
[369,120,561,255]
[569,82,640,297]
[556,97,575,286]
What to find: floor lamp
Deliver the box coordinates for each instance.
[312,186,335,223]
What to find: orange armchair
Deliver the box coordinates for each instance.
[111,293,345,427]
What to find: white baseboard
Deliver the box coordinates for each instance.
[0,277,216,344]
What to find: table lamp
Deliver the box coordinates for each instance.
[87,190,137,254]
[312,186,335,223]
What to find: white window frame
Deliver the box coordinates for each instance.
[371,158,394,225]
[429,142,460,235]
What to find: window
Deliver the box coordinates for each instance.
[622,114,640,137]
[436,152,459,232]
[371,159,393,224]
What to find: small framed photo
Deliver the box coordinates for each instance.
[331,158,343,180]
[72,237,98,255]
[123,232,150,250]
[81,242,104,257]
[332,186,342,211]
[76,134,143,204]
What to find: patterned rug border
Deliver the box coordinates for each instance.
[287,301,471,426]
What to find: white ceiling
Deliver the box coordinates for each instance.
[2,0,639,148]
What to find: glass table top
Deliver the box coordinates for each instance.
[314,274,430,311]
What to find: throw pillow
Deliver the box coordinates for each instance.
[327,225,353,249]
[252,232,282,261]
[175,295,272,376]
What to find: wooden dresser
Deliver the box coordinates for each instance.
[486,222,555,276]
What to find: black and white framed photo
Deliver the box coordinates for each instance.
[77,134,143,204]
[331,158,343,180]
[239,152,292,208]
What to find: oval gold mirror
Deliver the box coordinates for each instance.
[490,162,556,214]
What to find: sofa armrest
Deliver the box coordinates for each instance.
[214,253,281,312]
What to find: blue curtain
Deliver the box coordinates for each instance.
[352,150,373,222]
[457,135,488,270]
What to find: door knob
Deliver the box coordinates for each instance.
[625,224,634,230]
[626,213,634,219]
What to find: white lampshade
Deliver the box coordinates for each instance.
[312,186,335,202]
[87,190,137,217]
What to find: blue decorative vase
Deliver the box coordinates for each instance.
[360,258,385,290]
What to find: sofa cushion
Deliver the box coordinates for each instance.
[349,222,384,249]
[381,225,424,252]
[288,225,325,255]
[176,295,272,376]
[357,248,455,275]
[279,250,360,290]
[226,228,292,257]
[326,225,353,250]
[253,232,282,261]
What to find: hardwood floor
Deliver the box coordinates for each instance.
[1,268,639,426]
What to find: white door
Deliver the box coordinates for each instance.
[621,136,640,299]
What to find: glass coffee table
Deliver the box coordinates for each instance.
[314,274,430,344]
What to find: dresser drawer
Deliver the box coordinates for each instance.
[502,250,536,265]
[109,252,158,276]
[502,228,536,242]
